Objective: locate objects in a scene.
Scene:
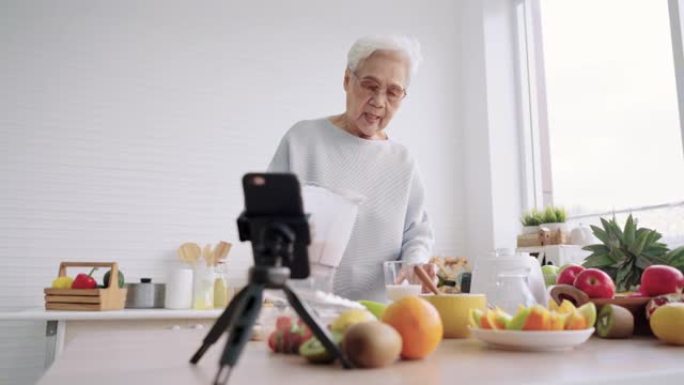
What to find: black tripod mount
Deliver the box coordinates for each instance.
[189,220,352,385]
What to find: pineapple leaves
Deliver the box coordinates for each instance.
[583,214,674,292]
[583,253,616,268]
[665,246,684,271]
[590,225,610,245]
[624,215,636,246]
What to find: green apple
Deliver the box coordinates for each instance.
[542,265,560,287]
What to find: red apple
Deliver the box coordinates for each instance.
[573,268,615,299]
[640,265,684,297]
[557,264,585,286]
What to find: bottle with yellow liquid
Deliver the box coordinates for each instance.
[192,263,215,310]
[213,260,230,308]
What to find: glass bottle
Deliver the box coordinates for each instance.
[213,261,230,309]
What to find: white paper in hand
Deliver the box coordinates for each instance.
[302,185,363,268]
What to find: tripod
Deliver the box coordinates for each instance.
[190,222,353,385]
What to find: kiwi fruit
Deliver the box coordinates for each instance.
[596,304,634,339]
[299,332,343,364]
[342,321,402,369]
[549,284,589,307]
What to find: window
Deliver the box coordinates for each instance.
[521,0,684,246]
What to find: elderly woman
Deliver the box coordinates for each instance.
[268,35,434,301]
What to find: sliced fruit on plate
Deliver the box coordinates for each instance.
[549,299,577,315]
[469,308,484,328]
[506,307,531,330]
[564,310,588,330]
[577,302,597,328]
[480,308,511,329]
[549,312,568,331]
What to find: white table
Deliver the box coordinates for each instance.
[36,329,684,385]
[0,308,224,368]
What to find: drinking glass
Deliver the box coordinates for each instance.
[383,261,423,301]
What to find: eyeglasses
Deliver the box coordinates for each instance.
[351,72,407,104]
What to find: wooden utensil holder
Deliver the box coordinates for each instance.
[44,262,127,311]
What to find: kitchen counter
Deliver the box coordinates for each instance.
[0,308,224,321]
[37,328,684,385]
[0,308,225,368]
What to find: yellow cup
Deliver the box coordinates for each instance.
[421,294,486,338]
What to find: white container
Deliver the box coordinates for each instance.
[165,268,193,309]
[522,225,540,235]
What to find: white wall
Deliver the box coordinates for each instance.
[0,1,467,383]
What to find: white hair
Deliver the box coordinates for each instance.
[346,35,423,86]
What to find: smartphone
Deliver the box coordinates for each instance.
[242,173,304,217]
[239,173,310,279]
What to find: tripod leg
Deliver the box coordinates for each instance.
[190,285,250,364]
[283,285,354,369]
[214,284,264,385]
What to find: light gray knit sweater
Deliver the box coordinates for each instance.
[268,118,434,301]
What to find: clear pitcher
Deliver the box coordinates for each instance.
[488,268,537,315]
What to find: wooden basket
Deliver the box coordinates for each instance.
[44,262,127,311]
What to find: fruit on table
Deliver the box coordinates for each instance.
[542,265,560,287]
[51,276,74,289]
[358,300,387,319]
[382,296,442,360]
[267,315,312,354]
[639,265,684,297]
[103,269,125,288]
[645,293,684,320]
[573,268,615,299]
[596,304,634,339]
[330,309,375,333]
[342,321,402,368]
[71,268,98,289]
[557,264,585,286]
[299,332,343,364]
[650,303,684,345]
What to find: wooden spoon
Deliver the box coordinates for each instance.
[214,241,232,262]
[414,265,440,295]
[203,243,215,267]
[177,243,201,265]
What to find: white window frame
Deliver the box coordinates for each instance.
[519,0,684,217]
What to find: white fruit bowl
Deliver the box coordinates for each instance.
[469,327,594,351]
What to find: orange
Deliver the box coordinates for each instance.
[523,305,551,330]
[382,296,443,359]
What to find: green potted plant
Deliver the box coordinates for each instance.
[581,214,684,292]
[520,208,544,234]
[540,206,568,232]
